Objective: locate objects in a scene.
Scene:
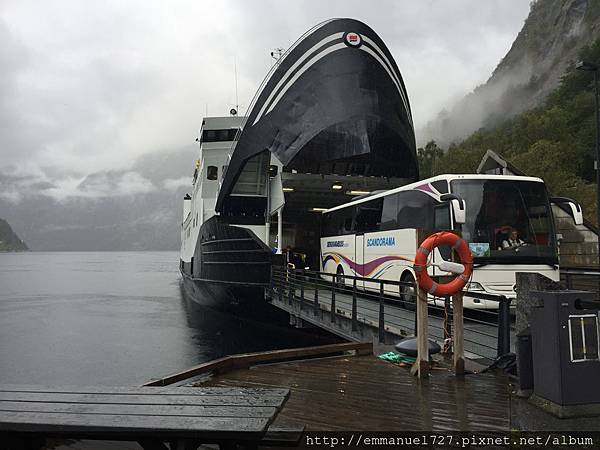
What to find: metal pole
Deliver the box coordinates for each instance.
[300,269,305,304]
[288,270,294,306]
[352,278,357,332]
[314,277,319,315]
[595,70,600,270]
[312,272,319,316]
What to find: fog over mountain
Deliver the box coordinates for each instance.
[420,0,600,147]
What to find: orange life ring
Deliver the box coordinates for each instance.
[413,231,473,297]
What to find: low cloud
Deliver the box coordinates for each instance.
[163,177,191,190]
[0,167,157,202]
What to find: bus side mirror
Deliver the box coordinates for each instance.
[440,194,466,225]
[550,196,584,226]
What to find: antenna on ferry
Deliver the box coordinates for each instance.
[234,57,239,114]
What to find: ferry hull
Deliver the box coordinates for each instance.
[180,216,273,308]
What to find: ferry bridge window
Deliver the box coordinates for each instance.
[207,166,218,180]
[201,129,239,143]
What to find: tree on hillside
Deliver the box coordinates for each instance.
[417,141,443,178]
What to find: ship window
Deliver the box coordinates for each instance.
[202,128,239,143]
[207,166,218,180]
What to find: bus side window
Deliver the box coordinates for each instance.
[380,194,399,231]
[396,191,436,229]
[343,217,354,233]
[355,198,383,232]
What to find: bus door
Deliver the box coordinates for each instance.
[355,233,365,290]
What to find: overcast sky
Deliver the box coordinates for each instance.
[0,0,530,201]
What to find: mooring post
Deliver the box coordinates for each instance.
[411,285,430,378]
[452,291,465,375]
[352,277,358,332]
[411,228,430,378]
[330,276,336,322]
[378,281,385,343]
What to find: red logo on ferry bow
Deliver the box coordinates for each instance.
[344,32,362,47]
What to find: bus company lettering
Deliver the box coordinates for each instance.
[367,237,395,247]
[327,240,346,248]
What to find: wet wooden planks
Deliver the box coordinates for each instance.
[0,384,289,443]
[201,355,510,431]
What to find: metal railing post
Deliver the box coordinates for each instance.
[313,273,320,316]
[497,297,511,357]
[352,277,358,332]
[378,281,385,343]
[278,268,283,303]
[288,269,294,306]
[300,269,305,304]
[314,276,319,315]
[330,275,336,322]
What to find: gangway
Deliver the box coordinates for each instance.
[267,266,514,363]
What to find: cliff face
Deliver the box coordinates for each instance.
[0,218,28,252]
[421,0,600,146]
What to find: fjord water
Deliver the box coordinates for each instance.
[0,252,328,386]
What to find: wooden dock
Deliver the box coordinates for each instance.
[35,342,511,449]
[198,348,510,431]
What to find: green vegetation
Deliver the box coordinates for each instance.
[419,38,600,225]
[0,218,28,252]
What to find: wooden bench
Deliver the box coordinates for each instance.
[0,384,289,450]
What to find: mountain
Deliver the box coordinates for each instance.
[421,0,600,146]
[0,218,28,252]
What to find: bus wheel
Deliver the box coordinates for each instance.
[400,272,416,311]
[335,266,345,290]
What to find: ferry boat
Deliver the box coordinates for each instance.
[180,18,419,305]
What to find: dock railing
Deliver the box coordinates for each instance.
[270,265,513,363]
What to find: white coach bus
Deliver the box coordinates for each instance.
[319,174,583,309]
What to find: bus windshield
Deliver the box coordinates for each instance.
[450,179,557,265]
